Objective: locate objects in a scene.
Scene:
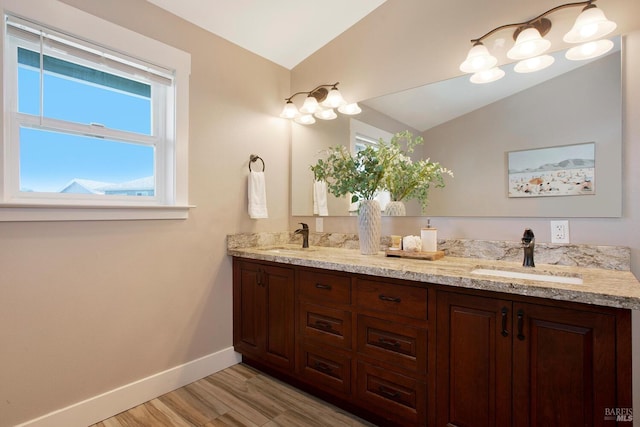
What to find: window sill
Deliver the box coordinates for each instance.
[0,203,195,222]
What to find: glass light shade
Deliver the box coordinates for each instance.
[459,43,498,73]
[299,95,319,114]
[294,114,316,125]
[321,87,346,108]
[565,39,614,61]
[279,101,299,119]
[514,55,555,73]
[314,108,337,120]
[470,67,505,84]
[338,102,362,115]
[507,27,551,60]
[563,6,617,43]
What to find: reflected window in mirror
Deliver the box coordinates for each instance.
[350,120,392,213]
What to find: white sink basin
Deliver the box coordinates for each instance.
[471,268,583,285]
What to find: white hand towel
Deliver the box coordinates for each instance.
[402,235,422,252]
[248,171,268,219]
[313,180,329,216]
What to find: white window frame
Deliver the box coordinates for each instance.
[0,0,192,221]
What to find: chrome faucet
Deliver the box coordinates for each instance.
[294,223,309,248]
[522,228,535,267]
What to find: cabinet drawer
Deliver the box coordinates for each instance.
[299,302,352,349]
[356,361,426,425]
[298,344,352,396]
[299,270,351,305]
[355,279,427,320]
[357,315,427,373]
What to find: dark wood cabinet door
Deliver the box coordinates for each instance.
[436,292,512,427]
[233,260,294,371]
[512,303,617,427]
[263,264,295,369]
[233,260,265,357]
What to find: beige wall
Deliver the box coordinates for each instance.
[2,0,640,425]
[0,1,291,425]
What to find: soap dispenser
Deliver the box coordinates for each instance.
[421,219,437,253]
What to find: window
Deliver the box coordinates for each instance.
[1,1,190,221]
[348,119,392,213]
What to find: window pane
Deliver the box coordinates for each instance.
[17,48,152,135]
[43,72,151,135]
[18,65,40,115]
[19,127,155,196]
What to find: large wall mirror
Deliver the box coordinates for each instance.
[291,38,622,218]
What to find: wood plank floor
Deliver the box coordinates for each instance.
[90,363,376,427]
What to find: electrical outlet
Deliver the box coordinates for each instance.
[315,217,324,233]
[550,220,570,243]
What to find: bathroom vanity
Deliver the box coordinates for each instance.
[228,239,638,427]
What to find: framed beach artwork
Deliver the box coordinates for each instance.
[508,142,595,198]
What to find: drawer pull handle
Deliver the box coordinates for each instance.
[501,307,509,337]
[314,362,332,373]
[379,386,400,399]
[379,294,401,303]
[314,320,333,331]
[315,283,332,290]
[517,309,525,341]
[378,337,401,348]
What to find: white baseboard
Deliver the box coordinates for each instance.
[16,347,242,427]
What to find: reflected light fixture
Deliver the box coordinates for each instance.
[279,82,361,125]
[565,38,614,60]
[514,54,555,73]
[460,0,617,84]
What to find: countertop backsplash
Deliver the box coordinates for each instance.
[227,232,630,271]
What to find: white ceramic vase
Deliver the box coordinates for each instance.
[358,200,381,255]
[384,200,406,216]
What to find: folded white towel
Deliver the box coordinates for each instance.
[402,235,422,252]
[248,171,268,219]
[313,180,329,216]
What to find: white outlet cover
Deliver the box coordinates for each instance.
[550,220,570,243]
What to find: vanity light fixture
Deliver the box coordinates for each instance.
[460,0,617,84]
[279,82,361,125]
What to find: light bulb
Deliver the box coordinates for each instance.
[514,55,555,73]
[507,27,551,60]
[279,101,298,119]
[299,95,319,114]
[460,43,497,73]
[322,87,345,108]
[565,39,614,61]
[314,108,337,120]
[564,6,617,44]
[470,67,505,84]
[338,103,362,115]
[294,114,316,125]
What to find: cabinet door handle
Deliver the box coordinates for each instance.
[314,320,333,331]
[378,337,401,348]
[256,269,263,287]
[501,307,509,337]
[379,294,401,303]
[517,309,525,341]
[379,386,400,400]
[315,283,332,290]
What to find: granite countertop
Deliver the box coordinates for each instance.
[228,244,640,310]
